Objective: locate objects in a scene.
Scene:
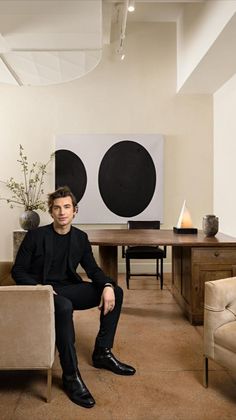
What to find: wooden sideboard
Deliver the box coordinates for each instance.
[172,246,236,325]
[13,228,236,325]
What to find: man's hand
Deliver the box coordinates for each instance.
[99,286,115,315]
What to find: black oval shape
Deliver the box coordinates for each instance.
[55,149,87,203]
[98,140,156,217]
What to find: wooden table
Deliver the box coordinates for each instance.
[13,228,236,324]
[84,229,236,324]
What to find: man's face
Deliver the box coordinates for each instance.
[51,196,76,229]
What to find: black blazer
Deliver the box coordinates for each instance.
[11,223,114,288]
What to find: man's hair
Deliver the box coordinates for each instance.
[48,186,78,214]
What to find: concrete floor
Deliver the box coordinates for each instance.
[1,274,236,420]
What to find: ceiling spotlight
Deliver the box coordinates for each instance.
[128,0,135,13]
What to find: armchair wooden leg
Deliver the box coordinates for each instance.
[46,368,52,403]
[203,357,208,388]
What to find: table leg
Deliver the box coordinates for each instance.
[99,245,118,283]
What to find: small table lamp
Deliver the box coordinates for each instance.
[173,200,198,234]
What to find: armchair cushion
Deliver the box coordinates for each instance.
[215,321,236,353]
[226,299,236,317]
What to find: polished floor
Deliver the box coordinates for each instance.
[0,274,236,420]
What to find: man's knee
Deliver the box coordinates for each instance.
[54,295,73,317]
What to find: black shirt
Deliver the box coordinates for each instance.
[45,228,72,286]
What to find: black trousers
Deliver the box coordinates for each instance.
[52,282,123,375]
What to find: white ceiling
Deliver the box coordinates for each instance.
[0,0,103,85]
[0,0,207,86]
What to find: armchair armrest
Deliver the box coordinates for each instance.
[205,277,236,311]
[0,284,55,402]
[0,285,55,368]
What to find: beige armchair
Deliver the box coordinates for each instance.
[0,281,55,402]
[203,277,236,387]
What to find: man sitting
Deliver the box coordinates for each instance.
[12,186,135,408]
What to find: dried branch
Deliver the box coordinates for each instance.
[0,145,54,212]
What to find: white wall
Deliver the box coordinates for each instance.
[214,73,236,237]
[177,0,236,91]
[0,22,213,272]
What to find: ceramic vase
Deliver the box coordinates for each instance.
[19,210,40,230]
[202,215,219,237]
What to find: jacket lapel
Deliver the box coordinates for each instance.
[43,226,54,282]
[68,227,76,272]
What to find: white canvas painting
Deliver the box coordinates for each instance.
[55,134,164,224]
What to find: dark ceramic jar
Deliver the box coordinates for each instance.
[202,214,219,237]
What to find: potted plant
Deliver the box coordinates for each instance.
[0,145,54,230]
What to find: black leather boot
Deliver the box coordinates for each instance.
[62,370,95,408]
[92,347,136,376]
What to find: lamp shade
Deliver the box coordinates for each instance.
[176,200,193,228]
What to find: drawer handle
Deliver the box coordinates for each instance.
[214,251,220,257]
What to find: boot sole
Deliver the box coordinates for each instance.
[63,385,95,408]
[93,361,135,376]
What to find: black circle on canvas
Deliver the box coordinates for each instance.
[98,140,156,217]
[55,149,87,203]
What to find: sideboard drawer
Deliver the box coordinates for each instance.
[192,247,236,264]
